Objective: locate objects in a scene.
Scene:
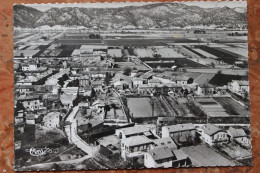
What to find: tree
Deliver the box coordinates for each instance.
[210,62,215,68]
[91,88,96,98]
[16,101,25,111]
[123,66,132,76]
[244,90,249,100]
[187,77,194,84]
[162,85,169,95]
[104,72,112,86]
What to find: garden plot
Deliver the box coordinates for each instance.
[156,48,184,58]
[127,97,153,117]
[221,47,248,58]
[213,97,249,116]
[193,49,218,59]
[221,143,251,160]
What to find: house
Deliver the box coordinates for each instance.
[17,95,44,111]
[70,74,81,80]
[22,63,38,71]
[144,147,191,168]
[196,84,216,96]
[16,79,34,86]
[15,85,35,95]
[15,110,25,125]
[42,112,61,129]
[92,99,105,113]
[116,125,154,139]
[88,71,107,79]
[131,70,138,77]
[201,124,229,146]
[114,80,129,90]
[79,85,92,97]
[26,114,35,125]
[234,61,244,67]
[162,123,196,147]
[79,75,90,88]
[121,136,153,161]
[92,80,104,92]
[227,127,251,148]
[228,80,249,96]
[132,78,144,87]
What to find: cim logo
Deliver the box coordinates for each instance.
[25,147,52,156]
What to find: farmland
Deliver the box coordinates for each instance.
[146,58,206,68]
[58,39,103,45]
[209,73,248,86]
[196,45,238,64]
[104,38,200,46]
[213,97,249,116]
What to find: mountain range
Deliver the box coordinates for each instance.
[14,3,247,29]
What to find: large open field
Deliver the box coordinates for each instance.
[182,144,237,167]
[127,97,154,117]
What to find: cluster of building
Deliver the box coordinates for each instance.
[109,123,251,168]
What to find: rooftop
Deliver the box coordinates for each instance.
[119,125,152,136]
[152,137,177,149]
[228,127,247,138]
[121,136,152,147]
[164,123,195,133]
[203,124,225,136]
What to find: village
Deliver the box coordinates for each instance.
[13,28,251,170]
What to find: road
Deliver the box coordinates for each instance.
[20,154,91,171]
[64,106,99,157]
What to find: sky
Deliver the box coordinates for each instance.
[24,1,247,12]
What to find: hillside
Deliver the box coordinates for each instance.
[14,3,247,29]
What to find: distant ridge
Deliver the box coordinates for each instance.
[14,3,247,29]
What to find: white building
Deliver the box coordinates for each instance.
[18,95,44,111]
[116,125,153,139]
[121,136,153,161]
[22,64,38,71]
[201,124,229,146]
[43,112,61,128]
[227,127,251,148]
[228,80,249,96]
[162,123,196,146]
